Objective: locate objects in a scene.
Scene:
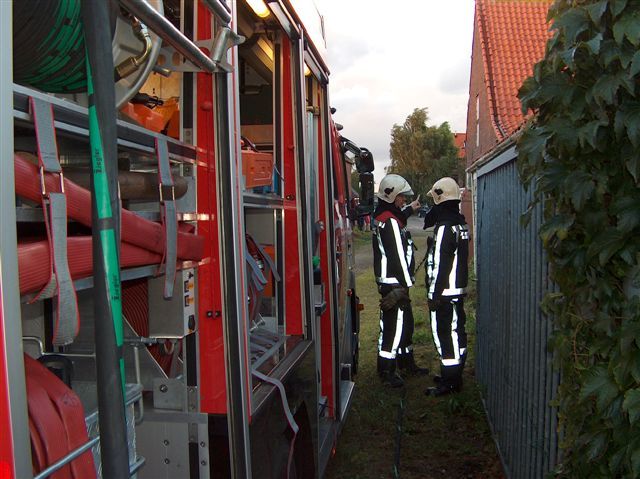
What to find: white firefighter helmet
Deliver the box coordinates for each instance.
[427,177,461,205]
[376,174,414,203]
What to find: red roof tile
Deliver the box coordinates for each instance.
[476,0,553,140]
[454,132,466,158]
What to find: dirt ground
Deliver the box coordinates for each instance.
[325,220,505,479]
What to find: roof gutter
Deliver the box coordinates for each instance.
[467,133,520,175]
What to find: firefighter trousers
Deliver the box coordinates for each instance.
[378,298,414,360]
[430,297,467,381]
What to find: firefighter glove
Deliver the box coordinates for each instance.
[380,288,411,311]
[428,297,445,312]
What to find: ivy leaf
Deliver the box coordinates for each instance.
[585,33,603,55]
[580,366,619,410]
[626,156,640,183]
[611,196,640,232]
[555,8,590,44]
[630,50,640,77]
[568,171,595,210]
[613,12,640,46]
[585,432,609,462]
[632,445,640,478]
[586,1,608,24]
[609,446,628,473]
[578,120,607,150]
[587,230,627,265]
[611,0,629,18]
[631,353,640,382]
[592,72,624,106]
[539,214,574,244]
[622,389,640,424]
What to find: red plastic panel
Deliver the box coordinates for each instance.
[316,94,335,417]
[195,1,227,414]
[0,279,15,479]
[281,39,303,336]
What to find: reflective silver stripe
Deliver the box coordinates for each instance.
[442,358,461,366]
[406,238,413,272]
[378,316,384,352]
[430,310,441,356]
[391,219,412,287]
[429,226,445,296]
[390,308,404,356]
[379,350,395,359]
[377,277,401,285]
[442,287,467,296]
[449,226,459,294]
[376,223,388,280]
[452,302,460,361]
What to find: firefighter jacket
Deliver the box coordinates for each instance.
[425,202,469,300]
[372,202,415,288]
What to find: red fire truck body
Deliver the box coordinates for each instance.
[0,1,374,478]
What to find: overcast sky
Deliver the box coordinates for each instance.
[315,0,476,184]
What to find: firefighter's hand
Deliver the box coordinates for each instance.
[428,297,444,312]
[409,194,421,212]
[380,288,411,311]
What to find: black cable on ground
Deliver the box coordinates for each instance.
[392,388,407,479]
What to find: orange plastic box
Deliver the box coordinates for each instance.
[242,150,274,188]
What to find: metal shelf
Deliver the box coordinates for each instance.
[21,261,200,304]
[13,84,197,164]
[243,192,284,209]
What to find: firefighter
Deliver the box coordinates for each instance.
[373,174,428,387]
[423,177,469,396]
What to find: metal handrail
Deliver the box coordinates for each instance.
[202,0,232,24]
[33,386,144,479]
[33,437,100,479]
[120,0,217,72]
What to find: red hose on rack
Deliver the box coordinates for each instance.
[18,237,162,295]
[14,153,204,261]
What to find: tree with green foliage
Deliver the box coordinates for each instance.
[388,108,461,198]
[517,0,640,476]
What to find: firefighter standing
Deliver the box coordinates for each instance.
[423,177,469,396]
[373,174,428,388]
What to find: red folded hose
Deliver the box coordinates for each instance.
[18,237,162,295]
[24,355,96,479]
[14,153,204,261]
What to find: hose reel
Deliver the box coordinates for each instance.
[13,0,164,108]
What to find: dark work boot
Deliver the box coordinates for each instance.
[432,353,466,384]
[426,365,462,396]
[397,352,429,376]
[378,357,404,388]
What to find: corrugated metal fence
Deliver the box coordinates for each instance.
[475,146,560,479]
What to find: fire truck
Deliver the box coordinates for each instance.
[0,0,376,477]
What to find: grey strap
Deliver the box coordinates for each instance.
[252,241,281,282]
[30,96,79,345]
[49,193,79,346]
[252,370,299,435]
[246,254,267,291]
[30,97,61,173]
[156,138,177,298]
